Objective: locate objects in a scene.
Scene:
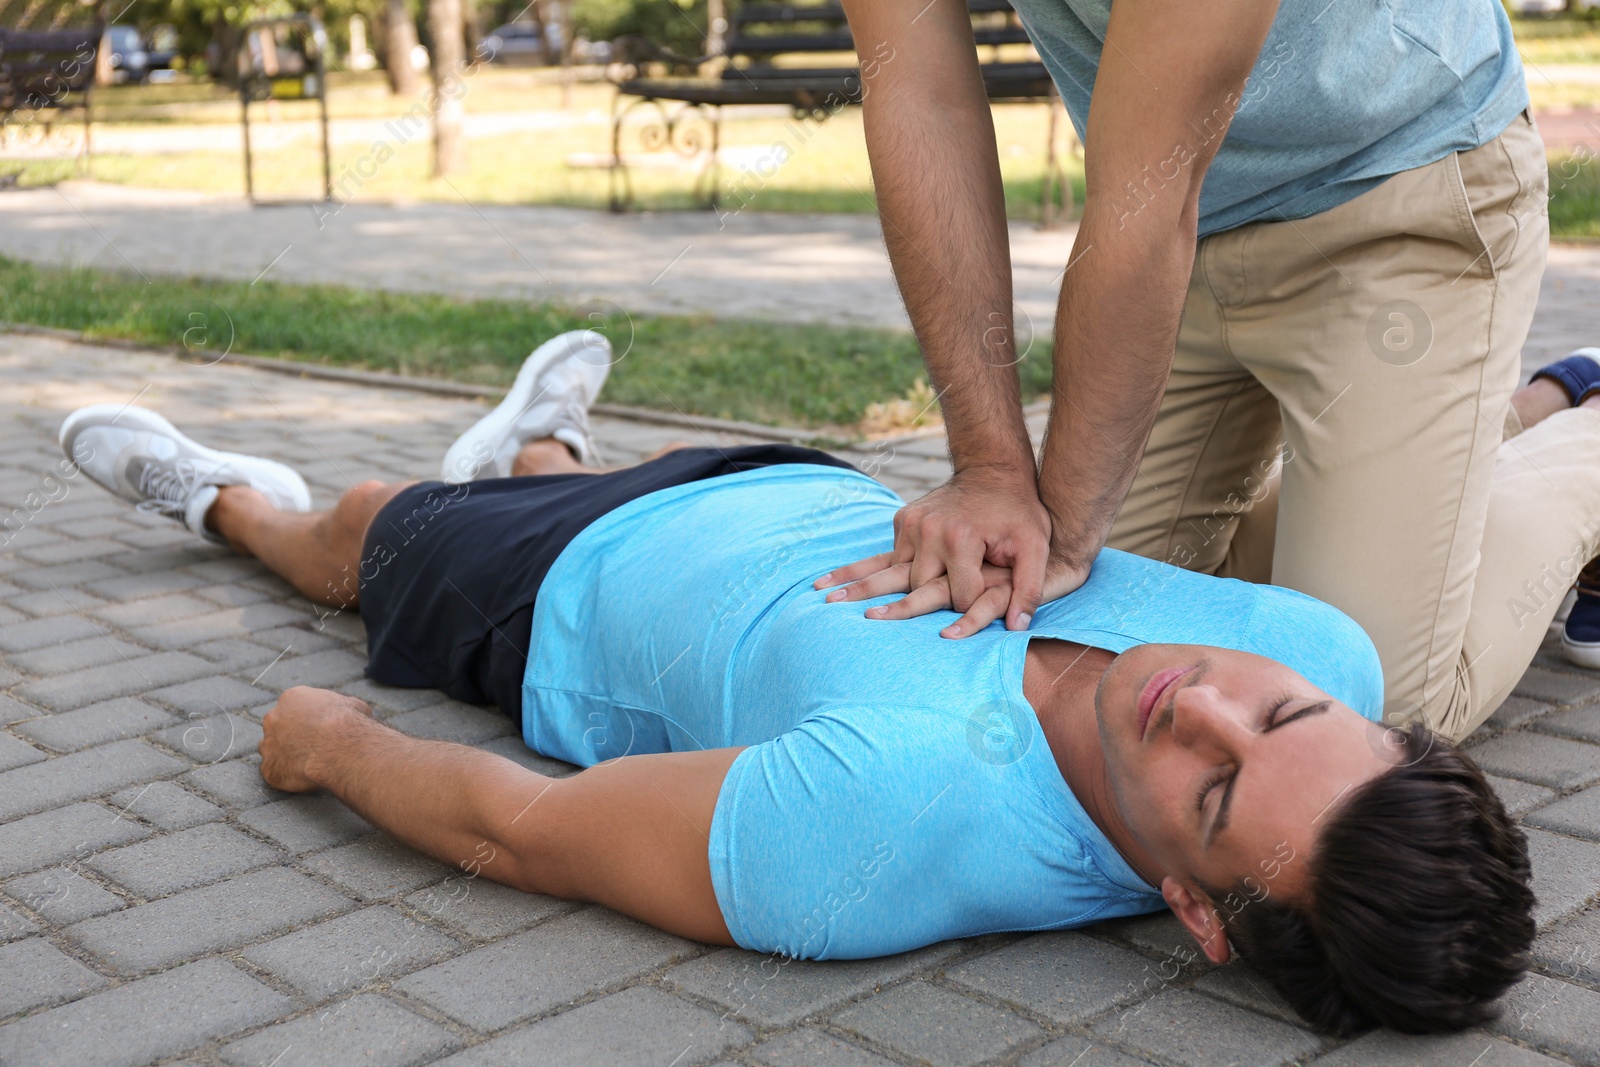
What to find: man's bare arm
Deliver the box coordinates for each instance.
[259,685,741,944]
[1040,0,1278,572]
[830,0,1050,631]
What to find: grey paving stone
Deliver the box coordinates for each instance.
[388,703,514,744]
[1307,1030,1565,1066]
[0,694,45,725]
[1526,827,1600,927]
[0,901,39,943]
[109,778,225,830]
[81,568,207,601]
[152,712,265,763]
[18,537,130,565]
[8,635,152,675]
[88,822,283,897]
[184,558,272,584]
[105,545,226,576]
[1466,732,1600,790]
[190,637,287,671]
[303,835,453,901]
[1525,785,1600,841]
[1534,908,1600,986]
[0,801,150,879]
[14,696,177,753]
[340,678,446,717]
[16,650,219,711]
[5,866,126,924]
[237,794,373,854]
[194,582,273,607]
[9,559,127,591]
[244,905,463,999]
[3,587,109,618]
[54,516,138,539]
[251,647,370,692]
[1098,913,1206,965]
[1190,963,1303,1027]
[92,592,217,628]
[313,609,367,645]
[1088,989,1323,1067]
[219,993,461,1067]
[0,733,45,772]
[0,613,108,653]
[749,1029,901,1067]
[1489,971,1600,1064]
[128,603,311,650]
[1019,1037,1157,1067]
[1486,697,1558,733]
[248,625,345,655]
[115,524,196,550]
[180,755,291,809]
[394,908,697,1031]
[668,943,958,1027]
[1534,703,1600,744]
[433,987,749,1067]
[146,675,275,717]
[1487,774,1559,819]
[830,980,1042,1067]
[405,876,578,939]
[0,958,291,1067]
[0,740,185,822]
[1515,667,1600,706]
[0,937,109,1017]
[947,933,1168,1027]
[63,867,354,974]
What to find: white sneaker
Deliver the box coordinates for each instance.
[440,329,613,483]
[59,404,311,544]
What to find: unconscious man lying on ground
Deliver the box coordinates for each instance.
[66,329,1581,1038]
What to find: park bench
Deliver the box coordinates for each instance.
[606,0,1074,223]
[0,26,101,169]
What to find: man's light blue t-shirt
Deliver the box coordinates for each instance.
[1008,0,1529,236]
[522,466,1384,959]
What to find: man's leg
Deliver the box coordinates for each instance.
[1448,398,1600,737]
[208,480,414,607]
[1222,114,1549,730]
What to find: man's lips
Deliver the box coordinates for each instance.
[1138,665,1192,741]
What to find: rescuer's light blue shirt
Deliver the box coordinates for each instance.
[521,466,1385,958]
[1007,0,1529,236]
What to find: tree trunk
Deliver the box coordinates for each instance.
[427,0,467,177]
[382,0,422,97]
[461,0,483,62]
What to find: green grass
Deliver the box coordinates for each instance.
[1550,151,1600,238]
[1512,10,1600,65]
[0,256,1055,432]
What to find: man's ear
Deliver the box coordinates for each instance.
[1161,876,1232,964]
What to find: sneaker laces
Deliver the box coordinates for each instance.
[130,457,218,520]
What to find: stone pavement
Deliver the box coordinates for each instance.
[3,330,1600,1067]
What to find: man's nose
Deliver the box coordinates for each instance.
[1170,684,1251,750]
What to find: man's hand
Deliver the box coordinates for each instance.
[815,466,1084,636]
[259,685,374,793]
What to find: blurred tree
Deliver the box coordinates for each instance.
[569,0,708,56]
[377,0,423,93]
[426,0,465,175]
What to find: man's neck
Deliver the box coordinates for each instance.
[1022,638,1163,889]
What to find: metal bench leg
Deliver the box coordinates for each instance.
[609,91,632,213]
[704,104,722,211]
[1040,87,1071,230]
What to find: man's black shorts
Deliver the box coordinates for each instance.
[358,444,858,718]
